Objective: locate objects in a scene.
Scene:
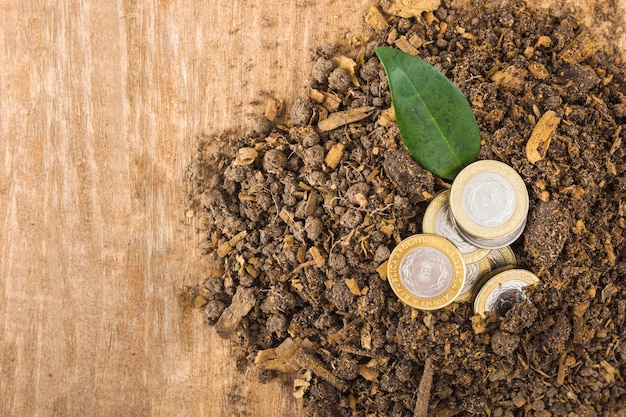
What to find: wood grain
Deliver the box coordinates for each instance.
[0,1,369,415]
[0,1,623,416]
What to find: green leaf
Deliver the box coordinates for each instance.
[375,46,481,180]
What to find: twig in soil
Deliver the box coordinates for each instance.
[557,351,568,386]
[293,348,348,392]
[414,357,434,417]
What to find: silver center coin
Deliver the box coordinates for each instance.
[435,204,480,253]
[487,250,506,270]
[399,247,454,299]
[484,279,529,315]
[462,172,516,227]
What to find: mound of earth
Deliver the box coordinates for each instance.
[186,1,626,415]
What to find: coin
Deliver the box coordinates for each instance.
[423,190,490,264]
[387,234,466,310]
[486,246,517,270]
[455,255,491,303]
[473,269,540,317]
[449,160,529,249]
[455,218,527,250]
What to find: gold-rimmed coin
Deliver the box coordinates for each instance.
[470,265,515,302]
[387,234,466,310]
[487,246,517,271]
[473,269,539,317]
[449,160,529,249]
[455,255,491,303]
[423,190,490,264]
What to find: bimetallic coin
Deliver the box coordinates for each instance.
[450,160,529,249]
[487,246,517,271]
[471,265,515,301]
[455,255,491,303]
[423,190,490,263]
[474,269,540,317]
[455,217,527,250]
[387,234,466,310]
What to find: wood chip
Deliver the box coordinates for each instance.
[605,234,617,265]
[387,27,398,44]
[470,315,486,334]
[214,286,256,338]
[297,244,307,263]
[283,234,295,249]
[294,348,348,391]
[238,192,255,201]
[360,324,372,350]
[610,126,622,154]
[600,360,620,383]
[526,110,561,164]
[358,364,380,381]
[212,266,225,277]
[279,208,295,226]
[309,88,325,104]
[245,265,258,278]
[535,35,552,48]
[414,357,435,417]
[318,90,342,112]
[366,168,380,182]
[556,352,568,385]
[332,55,360,87]
[408,34,423,49]
[561,185,585,199]
[325,143,345,169]
[299,181,313,191]
[264,98,282,122]
[365,5,389,31]
[233,147,258,166]
[217,241,232,258]
[318,107,375,131]
[394,36,419,56]
[456,26,475,40]
[376,261,388,279]
[601,284,618,303]
[229,230,248,247]
[309,246,325,267]
[304,192,318,216]
[255,337,311,373]
[293,371,312,399]
[345,278,362,296]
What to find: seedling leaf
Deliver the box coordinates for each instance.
[375,46,481,180]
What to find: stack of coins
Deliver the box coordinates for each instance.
[387,160,539,314]
[422,189,517,302]
[449,160,529,249]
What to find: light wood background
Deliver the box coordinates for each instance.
[1,1,623,416]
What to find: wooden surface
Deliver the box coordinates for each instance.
[0,1,623,416]
[0,1,370,416]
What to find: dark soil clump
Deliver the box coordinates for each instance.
[186,1,626,416]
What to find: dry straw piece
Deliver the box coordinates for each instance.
[324,143,345,169]
[526,110,561,164]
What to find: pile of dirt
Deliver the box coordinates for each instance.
[185,1,626,415]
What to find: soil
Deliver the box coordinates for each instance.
[186,1,626,416]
